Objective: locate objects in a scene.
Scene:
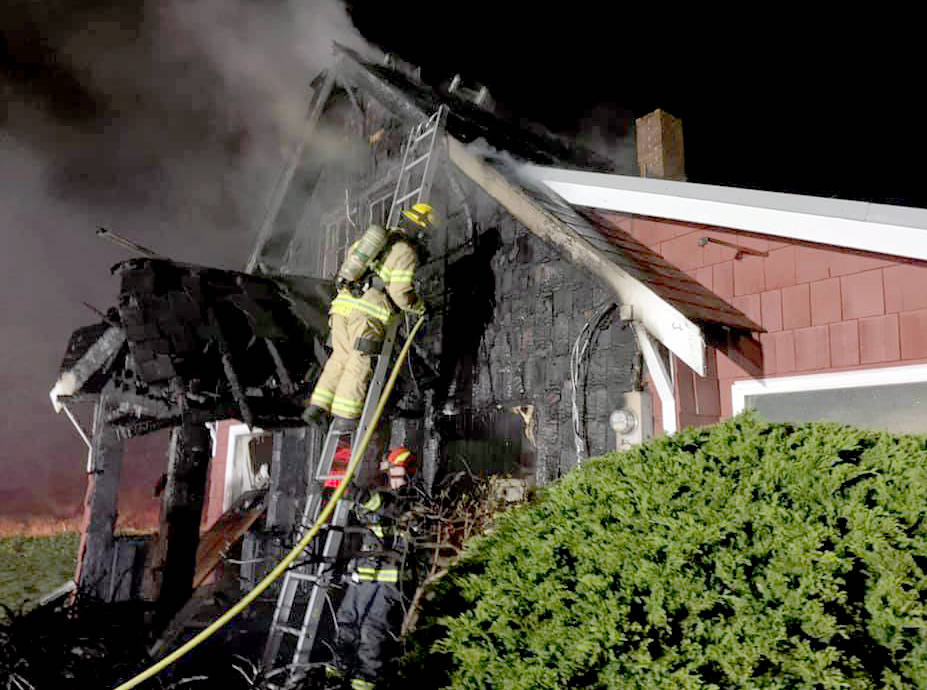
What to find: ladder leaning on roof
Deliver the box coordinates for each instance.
[262,107,446,679]
[386,106,446,227]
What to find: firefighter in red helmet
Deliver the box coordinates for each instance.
[327,447,420,689]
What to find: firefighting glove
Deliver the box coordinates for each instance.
[410,298,429,319]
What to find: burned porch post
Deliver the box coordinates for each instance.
[74,389,125,599]
[146,418,212,624]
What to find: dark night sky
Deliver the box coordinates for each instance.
[1,2,922,519]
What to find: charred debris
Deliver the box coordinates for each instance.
[53,257,332,435]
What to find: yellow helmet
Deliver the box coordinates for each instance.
[401,202,435,229]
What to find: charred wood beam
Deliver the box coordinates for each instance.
[266,428,312,531]
[96,227,163,258]
[263,338,296,395]
[105,392,174,422]
[74,391,124,600]
[49,327,126,412]
[207,306,255,429]
[147,419,212,626]
[334,43,429,123]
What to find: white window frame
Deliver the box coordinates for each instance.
[731,363,927,415]
[224,423,268,512]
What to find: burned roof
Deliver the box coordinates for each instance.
[333,44,622,173]
[51,258,334,436]
[533,197,762,331]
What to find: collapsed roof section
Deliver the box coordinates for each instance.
[50,259,333,437]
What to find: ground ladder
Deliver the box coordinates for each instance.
[262,107,445,678]
[385,106,446,227]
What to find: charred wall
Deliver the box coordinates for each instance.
[417,176,638,485]
[285,93,639,487]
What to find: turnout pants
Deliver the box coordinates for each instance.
[334,581,403,685]
[309,309,385,420]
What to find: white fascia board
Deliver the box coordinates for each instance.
[526,166,927,262]
[730,363,927,414]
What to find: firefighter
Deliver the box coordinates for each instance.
[329,447,420,689]
[304,203,434,426]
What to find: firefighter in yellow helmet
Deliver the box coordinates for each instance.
[304,203,434,426]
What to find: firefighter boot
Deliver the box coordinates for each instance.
[302,404,328,425]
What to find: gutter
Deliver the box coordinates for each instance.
[527,166,927,263]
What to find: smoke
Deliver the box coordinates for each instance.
[0,0,379,518]
[572,103,636,175]
[4,0,378,256]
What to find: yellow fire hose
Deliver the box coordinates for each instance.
[113,315,426,690]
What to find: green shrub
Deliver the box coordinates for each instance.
[404,413,927,689]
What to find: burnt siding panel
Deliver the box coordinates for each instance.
[427,176,636,483]
[301,99,635,485]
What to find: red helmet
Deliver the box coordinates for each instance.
[386,446,416,472]
[325,447,351,489]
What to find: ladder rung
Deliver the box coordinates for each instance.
[277,625,304,637]
[405,152,430,170]
[286,571,320,582]
[395,188,422,206]
[413,128,435,144]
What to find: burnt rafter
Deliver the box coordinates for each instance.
[52,258,334,436]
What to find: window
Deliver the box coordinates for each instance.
[731,364,927,434]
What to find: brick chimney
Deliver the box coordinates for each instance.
[635,109,686,181]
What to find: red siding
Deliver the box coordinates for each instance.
[859,314,900,363]
[618,215,927,430]
[782,284,811,330]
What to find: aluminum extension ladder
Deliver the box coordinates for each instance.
[385,106,446,228]
[262,106,446,679]
[262,317,399,675]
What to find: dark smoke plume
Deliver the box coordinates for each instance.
[0,0,378,519]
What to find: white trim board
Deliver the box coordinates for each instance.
[731,364,927,414]
[223,423,265,512]
[525,166,927,263]
[633,323,677,433]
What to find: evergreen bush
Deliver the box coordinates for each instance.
[402,413,927,688]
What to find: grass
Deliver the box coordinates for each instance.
[0,531,80,617]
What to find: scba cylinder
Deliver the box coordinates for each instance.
[338,223,387,283]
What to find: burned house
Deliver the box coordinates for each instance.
[240,45,759,491]
[51,44,786,651]
[50,259,331,613]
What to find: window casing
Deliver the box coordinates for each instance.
[731,364,927,435]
